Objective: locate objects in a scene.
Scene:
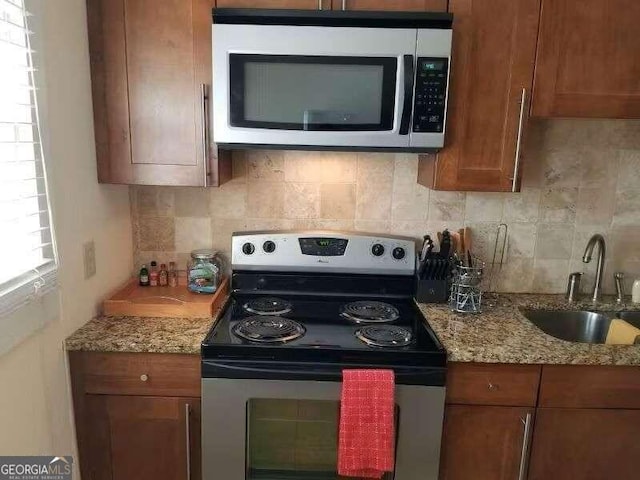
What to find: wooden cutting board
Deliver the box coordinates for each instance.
[103,276,229,318]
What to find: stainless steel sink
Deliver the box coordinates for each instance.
[520,309,612,344]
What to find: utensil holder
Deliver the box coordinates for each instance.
[449,261,485,313]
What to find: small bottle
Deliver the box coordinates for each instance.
[139,264,150,286]
[149,261,159,287]
[168,261,178,288]
[159,263,169,287]
[632,279,640,304]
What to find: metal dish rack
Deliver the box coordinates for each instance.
[449,260,485,314]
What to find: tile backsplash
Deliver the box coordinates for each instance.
[131,119,640,295]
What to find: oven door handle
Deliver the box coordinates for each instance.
[399,54,415,135]
[202,359,445,384]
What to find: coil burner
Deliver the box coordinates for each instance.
[341,300,400,324]
[233,316,305,344]
[243,297,293,316]
[355,325,413,348]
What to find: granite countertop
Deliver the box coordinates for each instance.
[65,298,230,354]
[419,294,640,366]
[66,293,640,366]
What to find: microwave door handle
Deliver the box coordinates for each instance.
[399,54,415,135]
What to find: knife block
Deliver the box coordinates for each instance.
[415,277,449,303]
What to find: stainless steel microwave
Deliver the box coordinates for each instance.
[212,9,453,152]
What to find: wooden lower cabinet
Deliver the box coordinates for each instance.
[528,408,640,480]
[84,395,201,480]
[70,352,202,480]
[439,405,533,480]
[68,355,640,480]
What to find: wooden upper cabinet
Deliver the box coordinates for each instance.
[332,0,447,10]
[87,0,231,186]
[418,0,541,192]
[528,408,640,480]
[440,405,534,480]
[531,0,640,118]
[216,0,326,8]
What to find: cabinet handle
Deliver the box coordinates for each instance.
[318,0,322,9]
[517,412,533,480]
[201,84,210,187]
[511,87,526,192]
[185,403,192,480]
[341,0,346,10]
[140,374,148,382]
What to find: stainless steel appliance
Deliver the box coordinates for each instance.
[212,9,453,152]
[201,231,447,480]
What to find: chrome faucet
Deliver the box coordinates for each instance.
[582,234,606,303]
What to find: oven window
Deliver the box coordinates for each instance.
[229,55,397,131]
[246,398,396,479]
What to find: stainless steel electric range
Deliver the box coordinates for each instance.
[201,231,447,480]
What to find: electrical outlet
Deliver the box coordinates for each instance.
[83,240,96,279]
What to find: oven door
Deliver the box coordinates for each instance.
[202,373,445,479]
[212,24,416,149]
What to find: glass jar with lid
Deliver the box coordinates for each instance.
[187,249,221,294]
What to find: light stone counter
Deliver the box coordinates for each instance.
[419,294,640,365]
[66,293,640,365]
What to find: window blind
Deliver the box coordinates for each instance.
[0,0,57,317]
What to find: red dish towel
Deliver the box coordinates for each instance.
[337,369,395,479]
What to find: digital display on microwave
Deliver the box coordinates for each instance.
[422,61,446,71]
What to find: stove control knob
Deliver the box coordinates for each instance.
[263,240,276,253]
[392,247,406,260]
[371,243,385,257]
[242,242,255,255]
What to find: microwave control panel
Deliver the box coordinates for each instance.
[412,57,449,134]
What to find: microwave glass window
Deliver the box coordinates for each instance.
[245,63,383,124]
[229,55,397,131]
[246,398,397,480]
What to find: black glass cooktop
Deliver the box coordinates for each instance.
[201,293,445,368]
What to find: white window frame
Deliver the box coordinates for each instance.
[0,0,58,320]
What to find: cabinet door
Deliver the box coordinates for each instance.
[217,0,325,8]
[531,0,640,118]
[88,0,230,186]
[439,405,534,480]
[418,0,540,192]
[528,408,640,480]
[84,395,201,480]
[333,0,447,10]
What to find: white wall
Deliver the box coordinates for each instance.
[0,0,133,462]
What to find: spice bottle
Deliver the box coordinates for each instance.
[159,263,169,287]
[149,261,159,287]
[139,264,150,286]
[168,261,178,287]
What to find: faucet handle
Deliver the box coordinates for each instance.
[566,272,583,303]
[614,272,625,303]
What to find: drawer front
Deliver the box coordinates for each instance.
[79,352,200,397]
[539,365,640,409]
[446,363,541,406]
